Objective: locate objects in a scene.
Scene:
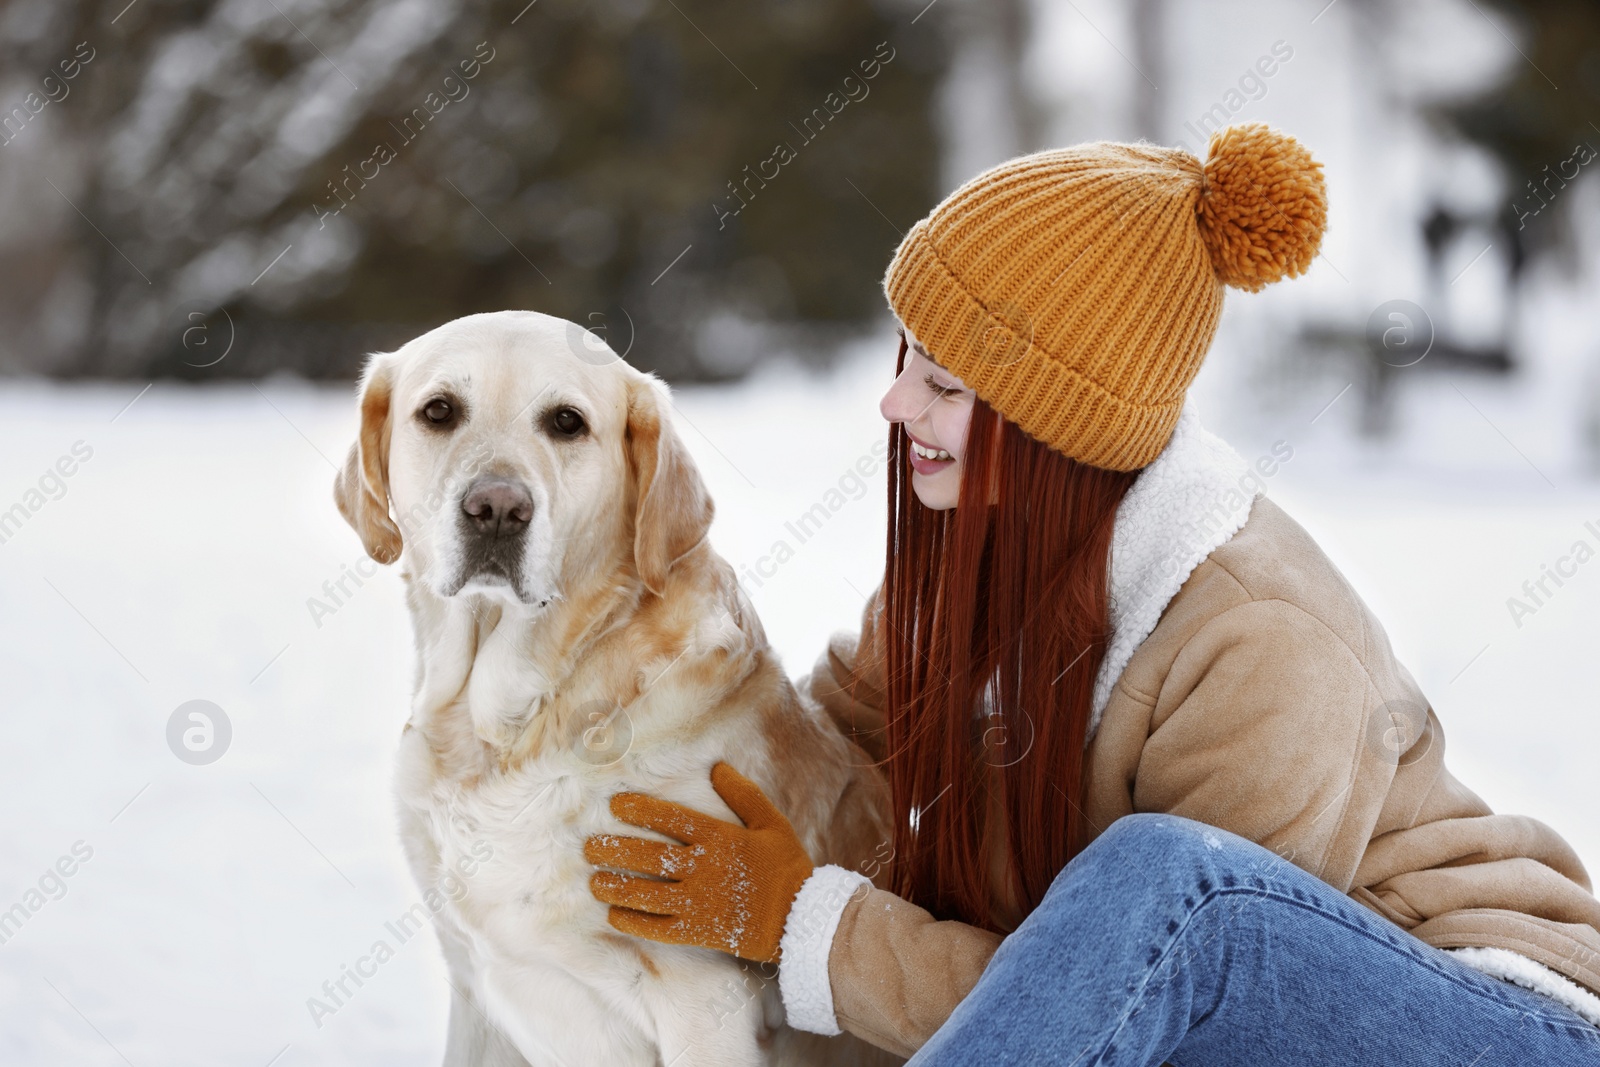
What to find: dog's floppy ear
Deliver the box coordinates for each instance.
[333,352,403,564]
[625,374,713,596]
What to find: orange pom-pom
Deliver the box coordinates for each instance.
[1196,123,1327,292]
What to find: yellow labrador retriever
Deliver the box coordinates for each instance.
[333,310,893,1066]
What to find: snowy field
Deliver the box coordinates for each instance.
[3,328,1600,1065]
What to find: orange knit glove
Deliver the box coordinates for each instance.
[584,761,815,963]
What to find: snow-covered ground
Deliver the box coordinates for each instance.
[3,328,1600,1065]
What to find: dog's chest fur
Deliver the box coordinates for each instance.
[390,574,804,1064]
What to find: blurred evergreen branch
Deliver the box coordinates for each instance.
[1430,0,1600,267]
[0,0,947,381]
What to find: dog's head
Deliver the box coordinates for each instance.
[334,310,713,610]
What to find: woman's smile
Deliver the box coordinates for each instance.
[907,430,955,475]
[880,321,976,508]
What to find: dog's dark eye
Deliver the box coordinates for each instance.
[549,407,586,437]
[421,398,454,426]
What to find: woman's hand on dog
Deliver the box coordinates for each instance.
[584,761,814,964]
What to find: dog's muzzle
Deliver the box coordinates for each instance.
[454,476,533,592]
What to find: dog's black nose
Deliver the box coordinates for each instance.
[461,478,533,537]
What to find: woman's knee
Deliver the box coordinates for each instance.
[1086,812,1228,868]
[997,815,1263,969]
[1041,813,1277,909]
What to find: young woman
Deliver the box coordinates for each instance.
[584,124,1600,1064]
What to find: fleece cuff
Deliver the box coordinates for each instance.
[777,864,872,1035]
[1449,946,1600,1028]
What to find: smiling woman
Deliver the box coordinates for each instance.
[580,123,1600,1067]
[878,323,974,510]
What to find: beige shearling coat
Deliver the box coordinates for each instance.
[772,401,1600,1060]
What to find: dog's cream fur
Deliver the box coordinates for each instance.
[334,311,895,1066]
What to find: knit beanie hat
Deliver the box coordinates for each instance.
[882,122,1327,471]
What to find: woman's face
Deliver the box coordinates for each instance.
[879,321,976,510]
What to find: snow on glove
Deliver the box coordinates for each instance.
[584,760,814,963]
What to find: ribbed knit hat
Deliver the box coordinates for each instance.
[883,122,1328,471]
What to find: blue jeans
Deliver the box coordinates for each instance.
[904,813,1600,1066]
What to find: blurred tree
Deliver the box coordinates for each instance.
[0,0,946,381]
[1296,0,1599,439]
[1431,0,1600,273]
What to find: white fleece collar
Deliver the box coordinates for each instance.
[1088,398,1261,739]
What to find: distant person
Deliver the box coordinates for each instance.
[585,124,1600,1065]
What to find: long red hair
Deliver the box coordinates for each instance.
[881,332,1141,932]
